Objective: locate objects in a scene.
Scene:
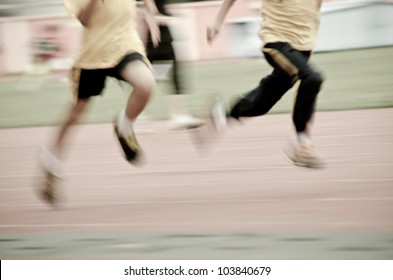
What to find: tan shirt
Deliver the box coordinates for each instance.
[64,0,146,69]
[260,0,323,51]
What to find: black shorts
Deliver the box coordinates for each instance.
[71,52,146,101]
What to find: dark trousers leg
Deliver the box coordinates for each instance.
[147,30,183,94]
[230,42,324,133]
[292,62,324,133]
[168,47,182,94]
[229,68,293,118]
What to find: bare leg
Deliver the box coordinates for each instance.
[38,98,90,205]
[120,60,155,122]
[51,98,90,160]
[113,60,156,163]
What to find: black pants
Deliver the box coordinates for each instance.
[230,42,324,133]
[146,26,183,94]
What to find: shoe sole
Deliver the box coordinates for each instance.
[285,153,325,169]
[283,145,325,169]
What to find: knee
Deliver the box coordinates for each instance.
[133,77,155,100]
[304,71,324,93]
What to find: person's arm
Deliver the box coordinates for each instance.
[154,14,173,26]
[207,0,237,44]
[143,0,173,26]
[143,0,161,47]
[143,0,159,15]
[77,0,100,27]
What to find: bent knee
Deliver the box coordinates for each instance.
[126,66,156,99]
[307,71,324,87]
[121,61,156,98]
[133,78,155,99]
[303,71,324,94]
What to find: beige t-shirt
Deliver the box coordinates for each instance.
[64,0,146,69]
[259,0,323,51]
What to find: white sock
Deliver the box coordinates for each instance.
[297,132,312,146]
[39,148,62,176]
[118,112,134,136]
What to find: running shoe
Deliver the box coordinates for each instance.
[284,139,325,168]
[36,148,62,206]
[113,120,142,163]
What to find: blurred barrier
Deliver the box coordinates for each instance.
[0,1,144,11]
[316,0,393,51]
[0,1,147,74]
[0,15,79,74]
[0,0,392,74]
[0,2,61,10]
[225,0,393,57]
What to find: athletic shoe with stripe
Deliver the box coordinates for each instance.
[113,120,142,163]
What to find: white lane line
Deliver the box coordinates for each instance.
[2,158,392,170]
[279,178,393,183]
[0,166,292,179]
[1,178,392,192]
[1,197,393,208]
[0,132,392,150]
[1,155,390,169]
[2,163,393,178]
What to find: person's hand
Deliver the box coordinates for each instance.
[150,23,161,48]
[207,25,219,44]
[144,9,161,47]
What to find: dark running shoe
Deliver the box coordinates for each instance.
[113,121,142,163]
[40,170,60,205]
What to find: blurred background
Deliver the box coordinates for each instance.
[0,0,392,127]
[0,0,392,260]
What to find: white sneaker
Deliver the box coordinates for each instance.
[37,148,63,205]
[284,139,325,168]
[168,114,205,130]
[38,148,63,176]
[210,99,228,131]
